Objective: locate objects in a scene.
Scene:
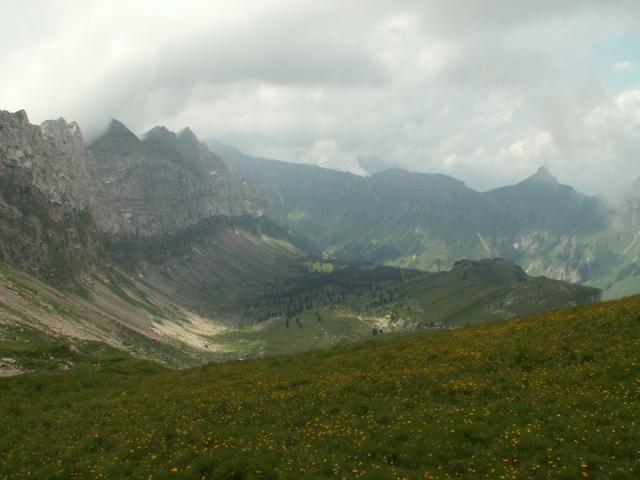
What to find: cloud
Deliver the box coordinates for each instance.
[301,139,368,176]
[0,0,639,193]
[612,60,636,73]
[508,131,554,159]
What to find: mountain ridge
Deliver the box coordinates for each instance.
[210,140,635,297]
[520,165,558,185]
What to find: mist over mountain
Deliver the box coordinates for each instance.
[211,140,638,298]
[87,121,264,238]
[357,155,396,175]
[3,2,640,195]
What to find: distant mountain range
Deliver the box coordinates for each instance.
[210,140,639,299]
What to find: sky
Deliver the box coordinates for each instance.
[1,0,639,194]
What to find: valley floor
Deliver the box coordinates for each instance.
[1,295,639,479]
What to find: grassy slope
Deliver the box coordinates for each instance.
[0,323,133,374]
[0,223,303,368]
[211,259,599,358]
[398,259,600,326]
[1,295,638,479]
[2,247,599,367]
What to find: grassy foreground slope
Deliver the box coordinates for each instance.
[1,296,639,479]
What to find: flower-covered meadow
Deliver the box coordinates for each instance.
[1,295,639,479]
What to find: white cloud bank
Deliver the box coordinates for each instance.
[0,0,639,193]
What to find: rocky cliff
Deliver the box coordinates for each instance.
[87,121,265,238]
[0,109,266,281]
[0,110,96,282]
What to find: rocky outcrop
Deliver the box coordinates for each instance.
[87,121,265,238]
[0,110,93,214]
[0,109,266,281]
[0,110,96,282]
[520,166,558,186]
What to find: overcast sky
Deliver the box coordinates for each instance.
[1,0,639,193]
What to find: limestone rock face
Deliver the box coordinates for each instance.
[0,110,93,213]
[0,110,96,282]
[0,109,265,281]
[87,121,265,238]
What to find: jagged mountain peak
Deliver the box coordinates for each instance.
[177,126,197,140]
[177,127,203,151]
[13,109,29,124]
[142,125,206,152]
[107,119,136,136]
[90,119,140,152]
[40,117,84,140]
[523,166,558,185]
[0,108,28,123]
[84,119,265,238]
[142,125,177,145]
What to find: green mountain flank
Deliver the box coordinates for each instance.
[213,141,637,299]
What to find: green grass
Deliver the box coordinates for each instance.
[230,259,600,359]
[0,323,132,372]
[212,307,383,359]
[1,295,639,479]
[304,261,335,273]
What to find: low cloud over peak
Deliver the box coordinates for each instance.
[1,0,639,194]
